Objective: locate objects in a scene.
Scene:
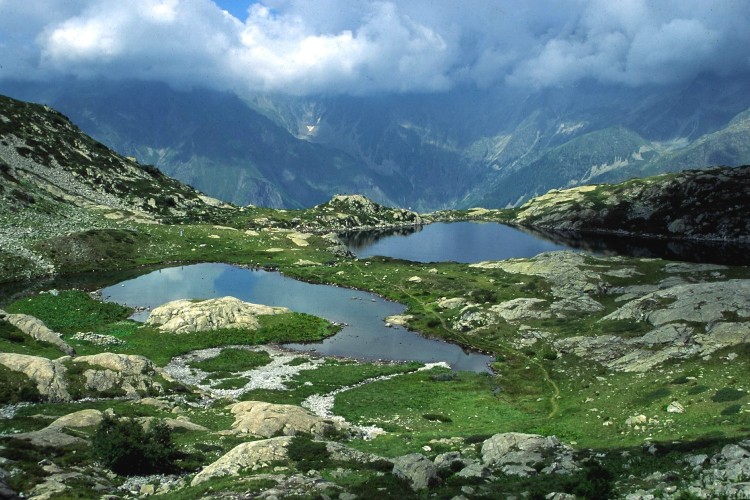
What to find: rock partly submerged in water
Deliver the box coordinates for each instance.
[146,296,289,334]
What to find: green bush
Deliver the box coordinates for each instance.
[92,415,175,475]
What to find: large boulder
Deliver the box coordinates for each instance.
[146,296,289,334]
[48,409,103,429]
[0,310,74,355]
[0,353,70,401]
[229,401,342,438]
[392,453,439,490]
[191,437,293,486]
[481,432,577,477]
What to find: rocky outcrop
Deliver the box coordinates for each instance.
[480,433,577,477]
[513,166,750,242]
[603,280,750,326]
[0,353,70,400]
[229,401,343,438]
[191,437,293,486]
[0,310,74,355]
[146,296,289,334]
[295,195,424,232]
[554,279,750,371]
[0,352,163,401]
[71,353,163,398]
[471,251,605,298]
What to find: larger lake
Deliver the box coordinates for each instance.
[341,222,570,262]
[102,263,494,372]
[340,221,750,265]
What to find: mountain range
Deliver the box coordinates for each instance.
[2,73,750,210]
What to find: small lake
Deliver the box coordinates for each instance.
[102,263,494,372]
[340,222,571,262]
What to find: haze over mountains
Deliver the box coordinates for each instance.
[2,1,750,209]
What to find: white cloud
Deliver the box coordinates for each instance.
[1,0,749,94]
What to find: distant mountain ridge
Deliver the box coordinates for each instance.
[2,73,750,209]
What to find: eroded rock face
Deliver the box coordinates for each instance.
[229,401,342,438]
[191,437,293,486]
[146,296,289,334]
[0,353,70,401]
[0,310,74,355]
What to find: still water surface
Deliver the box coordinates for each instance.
[102,263,494,372]
[341,222,570,262]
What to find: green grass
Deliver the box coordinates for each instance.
[336,368,534,457]
[6,290,131,334]
[240,359,422,406]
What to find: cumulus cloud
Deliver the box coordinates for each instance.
[0,0,749,94]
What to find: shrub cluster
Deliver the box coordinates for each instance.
[92,415,176,475]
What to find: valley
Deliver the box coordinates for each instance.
[1,94,750,498]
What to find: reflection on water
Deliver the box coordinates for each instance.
[102,263,493,372]
[340,222,572,263]
[342,226,424,252]
[517,226,750,266]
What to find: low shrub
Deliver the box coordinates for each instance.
[92,415,176,475]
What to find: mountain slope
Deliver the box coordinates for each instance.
[0,94,237,281]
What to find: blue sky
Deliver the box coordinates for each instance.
[212,0,253,21]
[0,0,748,96]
